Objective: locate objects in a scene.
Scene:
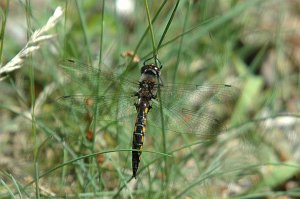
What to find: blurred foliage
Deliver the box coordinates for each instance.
[0,0,299,198]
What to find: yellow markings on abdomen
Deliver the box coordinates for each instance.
[141,134,144,143]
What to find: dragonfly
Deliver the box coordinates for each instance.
[57,57,239,178]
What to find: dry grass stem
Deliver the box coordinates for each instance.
[0,6,63,81]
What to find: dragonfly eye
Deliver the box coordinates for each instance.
[141,64,160,77]
[144,70,156,76]
[140,65,148,74]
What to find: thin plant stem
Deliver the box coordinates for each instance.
[126,0,167,70]
[0,0,9,63]
[25,0,39,198]
[91,0,106,192]
[144,0,157,60]
[41,149,170,179]
[172,0,191,84]
[0,178,15,198]
[75,0,92,63]
[63,1,68,58]
[143,0,262,60]
[144,0,169,195]
[157,0,180,50]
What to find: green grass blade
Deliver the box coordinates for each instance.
[9,174,23,199]
[0,178,16,199]
[74,0,92,62]
[172,0,191,83]
[25,0,40,198]
[158,0,263,53]
[0,0,9,63]
[157,0,180,50]
[127,0,167,69]
[144,0,157,58]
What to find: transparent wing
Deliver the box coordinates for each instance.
[56,93,137,122]
[57,59,239,140]
[56,93,138,149]
[57,58,140,126]
[59,59,139,93]
[148,83,239,139]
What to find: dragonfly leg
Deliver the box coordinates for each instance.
[134,102,139,111]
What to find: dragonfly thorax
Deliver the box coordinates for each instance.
[138,64,161,98]
[137,79,158,100]
[138,72,159,100]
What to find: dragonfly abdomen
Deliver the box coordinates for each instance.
[132,100,150,178]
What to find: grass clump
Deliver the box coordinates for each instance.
[0,0,299,198]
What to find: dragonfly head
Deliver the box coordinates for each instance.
[140,64,161,78]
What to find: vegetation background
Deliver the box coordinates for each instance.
[0,0,299,198]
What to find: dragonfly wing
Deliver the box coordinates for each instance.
[150,83,239,139]
[59,59,139,93]
[56,93,137,124]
